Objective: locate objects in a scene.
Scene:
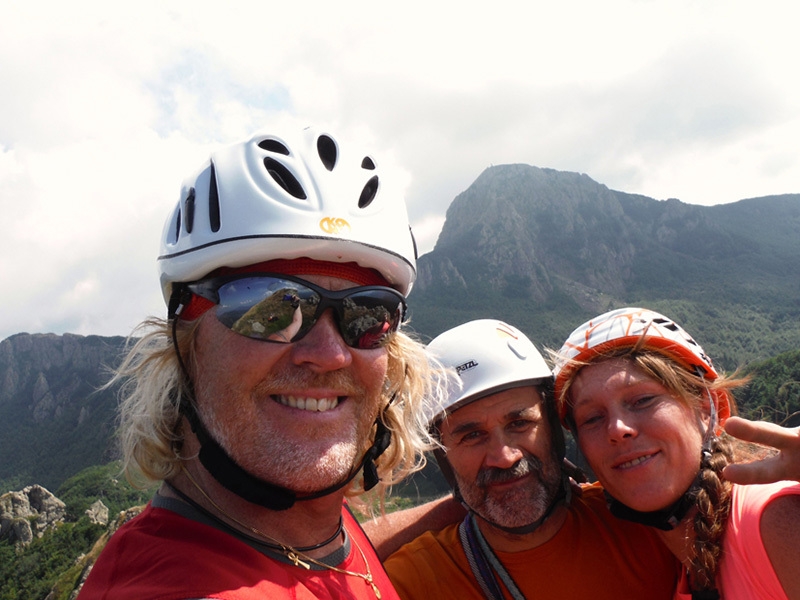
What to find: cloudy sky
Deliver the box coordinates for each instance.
[2,0,798,341]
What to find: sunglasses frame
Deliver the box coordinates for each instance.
[186,272,407,349]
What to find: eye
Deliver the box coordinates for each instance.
[508,419,533,432]
[574,410,603,431]
[630,395,657,409]
[457,430,486,446]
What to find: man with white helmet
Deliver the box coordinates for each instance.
[380,319,680,600]
[78,126,446,599]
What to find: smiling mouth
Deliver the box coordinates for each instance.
[616,453,656,470]
[275,395,340,412]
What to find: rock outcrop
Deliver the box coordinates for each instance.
[85,499,109,526]
[0,484,66,544]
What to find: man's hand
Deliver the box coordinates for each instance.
[722,416,800,485]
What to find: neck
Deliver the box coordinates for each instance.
[657,512,697,567]
[476,503,568,553]
[167,459,347,559]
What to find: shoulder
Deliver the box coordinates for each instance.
[384,522,461,565]
[731,480,800,524]
[383,522,462,580]
[383,523,476,600]
[760,487,800,538]
[734,482,800,599]
[758,484,800,592]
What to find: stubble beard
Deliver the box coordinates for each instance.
[456,449,563,529]
[198,368,382,494]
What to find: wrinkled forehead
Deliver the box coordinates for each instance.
[440,387,546,433]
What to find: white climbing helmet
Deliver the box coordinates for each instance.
[157,126,417,303]
[426,319,552,426]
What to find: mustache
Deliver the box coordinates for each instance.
[475,454,544,487]
[252,368,362,398]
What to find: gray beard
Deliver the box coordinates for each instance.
[456,450,562,529]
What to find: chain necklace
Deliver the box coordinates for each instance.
[180,467,382,599]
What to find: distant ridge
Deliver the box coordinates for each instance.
[411,164,800,370]
[0,333,127,493]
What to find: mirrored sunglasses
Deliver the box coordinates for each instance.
[187,273,407,349]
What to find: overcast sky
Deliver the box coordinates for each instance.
[2,0,798,342]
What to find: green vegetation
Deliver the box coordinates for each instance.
[737,349,800,424]
[1,461,156,600]
[0,519,104,600]
[55,461,157,521]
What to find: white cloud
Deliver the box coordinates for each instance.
[1,0,799,340]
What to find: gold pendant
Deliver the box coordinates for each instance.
[287,551,311,569]
[367,577,382,600]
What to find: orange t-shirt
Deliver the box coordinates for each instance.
[384,483,680,600]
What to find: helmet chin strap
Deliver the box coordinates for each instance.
[180,398,390,510]
[170,315,391,511]
[605,483,699,531]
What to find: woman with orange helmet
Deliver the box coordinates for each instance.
[553,307,800,600]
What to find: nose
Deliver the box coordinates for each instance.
[484,432,523,470]
[290,310,352,372]
[607,413,637,443]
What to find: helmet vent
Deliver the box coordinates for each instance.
[257,139,290,155]
[184,187,196,234]
[264,157,307,200]
[317,135,337,171]
[361,156,376,170]
[208,162,221,232]
[172,208,181,244]
[358,175,379,208]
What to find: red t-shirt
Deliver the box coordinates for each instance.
[78,499,397,600]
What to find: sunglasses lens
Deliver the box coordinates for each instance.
[339,290,404,349]
[208,276,404,348]
[213,278,310,342]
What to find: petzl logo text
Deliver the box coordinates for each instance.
[455,360,479,375]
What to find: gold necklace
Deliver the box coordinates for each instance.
[180,467,382,599]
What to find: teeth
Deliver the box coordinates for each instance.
[277,395,339,412]
[619,454,653,469]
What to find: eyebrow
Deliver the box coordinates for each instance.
[447,406,538,437]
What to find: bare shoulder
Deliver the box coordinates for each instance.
[761,493,800,599]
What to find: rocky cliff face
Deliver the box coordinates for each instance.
[0,333,129,492]
[409,164,800,369]
[418,165,637,298]
[0,333,127,418]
